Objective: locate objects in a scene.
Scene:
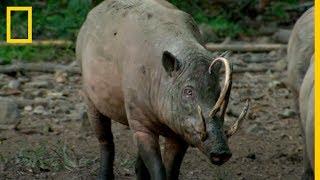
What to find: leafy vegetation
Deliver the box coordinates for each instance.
[0,0,102,40]
[15,141,94,173]
[169,0,309,38]
[0,46,74,65]
[0,0,312,63]
[0,0,103,63]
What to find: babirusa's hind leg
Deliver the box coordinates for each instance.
[86,98,115,180]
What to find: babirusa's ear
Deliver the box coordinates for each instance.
[162,51,180,77]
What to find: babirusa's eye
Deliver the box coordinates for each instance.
[183,86,194,98]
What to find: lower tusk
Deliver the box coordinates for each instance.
[226,100,249,138]
[197,105,207,141]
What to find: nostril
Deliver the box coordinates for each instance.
[210,152,232,165]
[211,156,220,162]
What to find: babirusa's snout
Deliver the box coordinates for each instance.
[210,150,232,166]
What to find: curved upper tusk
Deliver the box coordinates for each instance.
[226,100,249,138]
[208,57,232,117]
[197,105,207,141]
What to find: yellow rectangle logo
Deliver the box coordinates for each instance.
[6,6,32,44]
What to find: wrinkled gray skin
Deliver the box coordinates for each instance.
[77,0,233,179]
[286,7,314,95]
[286,7,314,180]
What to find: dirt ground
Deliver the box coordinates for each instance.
[0,49,304,180]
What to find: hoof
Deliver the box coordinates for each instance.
[97,172,114,180]
[301,169,314,180]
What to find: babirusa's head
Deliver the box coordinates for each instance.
[161,51,249,166]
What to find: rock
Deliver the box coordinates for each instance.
[268,50,277,57]
[54,71,68,83]
[24,105,33,112]
[69,103,88,121]
[198,23,219,43]
[268,80,285,88]
[33,105,46,115]
[0,58,6,65]
[47,92,64,99]
[8,80,21,89]
[258,23,277,35]
[50,101,71,114]
[245,124,266,135]
[279,108,296,118]
[272,29,291,43]
[18,76,30,83]
[31,89,47,97]
[0,74,7,81]
[26,81,50,88]
[34,74,51,81]
[0,100,20,125]
[68,111,87,121]
[256,36,271,44]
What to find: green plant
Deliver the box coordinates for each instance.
[0,46,74,64]
[0,0,96,63]
[120,157,136,169]
[15,141,82,173]
[169,0,306,38]
[0,0,308,63]
[0,0,100,40]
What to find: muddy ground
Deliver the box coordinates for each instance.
[0,49,304,180]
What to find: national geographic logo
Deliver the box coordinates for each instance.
[6,6,32,44]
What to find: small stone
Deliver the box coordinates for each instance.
[34,74,51,81]
[24,105,32,112]
[272,29,291,43]
[268,50,277,57]
[69,103,88,121]
[268,80,283,88]
[54,71,68,83]
[279,108,296,118]
[47,92,64,99]
[8,80,20,89]
[245,124,265,135]
[33,105,46,115]
[257,36,271,43]
[26,81,50,88]
[0,58,6,65]
[18,77,30,83]
[0,100,20,125]
[31,90,47,97]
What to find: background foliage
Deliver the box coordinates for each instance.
[0,0,313,63]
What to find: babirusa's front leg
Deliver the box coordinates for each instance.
[134,131,166,180]
[163,137,188,180]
